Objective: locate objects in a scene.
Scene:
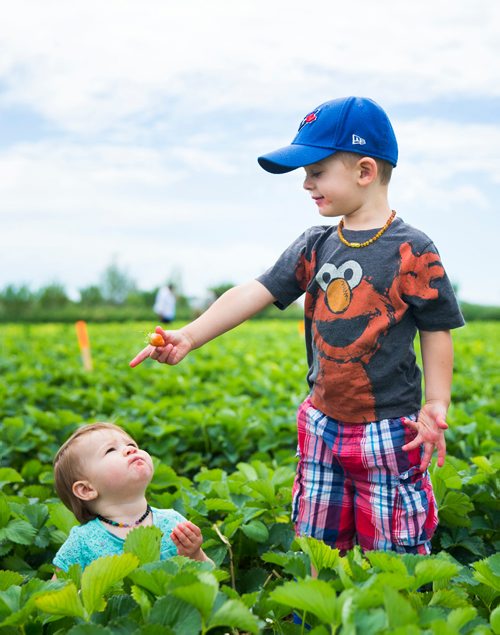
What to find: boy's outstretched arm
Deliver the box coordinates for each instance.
[129,280,276,367]
[402,330,453,471]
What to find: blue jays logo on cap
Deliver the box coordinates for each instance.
[298,109,319,131]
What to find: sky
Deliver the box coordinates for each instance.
[1,0,499,305]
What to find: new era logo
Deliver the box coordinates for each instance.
[352,134,366,145]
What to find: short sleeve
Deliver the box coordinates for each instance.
[399,241,465,331]
[52,526,85,572]
[257,231,312,310]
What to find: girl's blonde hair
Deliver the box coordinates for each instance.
[53,422,134,523]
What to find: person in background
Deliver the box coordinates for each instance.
[154,283,176,323]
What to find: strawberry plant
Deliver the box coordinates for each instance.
[0,320,498,632]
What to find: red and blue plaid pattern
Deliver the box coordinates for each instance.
[292,397,438,554]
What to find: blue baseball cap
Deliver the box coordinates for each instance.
[258,96,398,174]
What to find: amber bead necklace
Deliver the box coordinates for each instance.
[337,210,396,248]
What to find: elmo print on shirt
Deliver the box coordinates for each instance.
[305,242,445,421]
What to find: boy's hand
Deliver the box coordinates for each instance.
[129,327,194,368]
[402,401,448,472]
[170,521,204,560]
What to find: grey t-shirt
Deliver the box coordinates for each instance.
[257,217,464,423]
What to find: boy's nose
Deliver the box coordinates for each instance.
[303,176,313,191]
[123,445,137,456]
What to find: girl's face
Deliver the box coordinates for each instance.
[74,429,154,501]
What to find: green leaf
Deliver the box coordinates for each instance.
[0,570,23,591]
[0,495,10,528]
[67,625,114,634]
[447,607,477,631]
[432,462,462,490]
[366,550,408,576]
[241,520,269,543]
[149,595,201,634]
[0,585,21,615]
[383,586,417,627]
[131,584,151,621]
[80,553,139,615]
[0,468,23,489]
[209,598,261,634]
[48,502,78,535]
[491,605,500,635]
[171,571,218,622]
[439,491,473,527]
[471,455,497,475]
[4,519,37,545]
[295,536,340,573]
[473,554,500,592]
[123,525,162,565]
[35,582,85,618]
[205,498,238,512]
[128,566,172,596]
[270,578,338,625]
[414,559,459,589]
[22,503,49,529]
[246,479,276,504]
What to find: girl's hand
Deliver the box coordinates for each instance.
[170,521,206,560]
[402,401,448,472]
[129,327,194,368]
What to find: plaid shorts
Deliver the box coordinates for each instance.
[291,397,438,554]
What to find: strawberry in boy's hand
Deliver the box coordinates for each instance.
[148,332,165,347]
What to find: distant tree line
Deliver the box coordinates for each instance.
[1,263,497,323]
[0,263,299,323]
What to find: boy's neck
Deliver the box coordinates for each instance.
[341,200,393,231]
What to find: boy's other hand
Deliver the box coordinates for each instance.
[129,326,193,368]
[401,401,448,472]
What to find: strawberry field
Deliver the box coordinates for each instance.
[0,320,498,634]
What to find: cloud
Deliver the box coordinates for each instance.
[0,1,499,136]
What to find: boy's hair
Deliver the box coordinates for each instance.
[53,422,134,524]
[336,151,393,185]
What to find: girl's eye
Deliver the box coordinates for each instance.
[105,447,115,454]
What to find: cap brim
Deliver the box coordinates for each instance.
[258,144,335,174]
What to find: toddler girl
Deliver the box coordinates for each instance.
[52,422,211,571]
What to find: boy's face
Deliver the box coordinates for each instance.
[303,154,361,218]
[73,429,154,501]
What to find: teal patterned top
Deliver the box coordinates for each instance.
[53,507,186,571]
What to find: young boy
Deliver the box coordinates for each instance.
[52,422,211,571]
[130,97,464,554]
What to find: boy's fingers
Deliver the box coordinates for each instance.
[419,444,434,472]
[402,436,421,452]
[435,415,449,430]
[129,346,153,368]
[436,438,447,467]
[401,418,418,430]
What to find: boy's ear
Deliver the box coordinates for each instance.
[72,480,98,501]
[357,157,378,185]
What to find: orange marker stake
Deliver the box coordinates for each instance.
[75,320,93,371]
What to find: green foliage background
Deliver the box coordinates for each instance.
[0,320,498,633]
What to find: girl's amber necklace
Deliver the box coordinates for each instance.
[337,210,396,248]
